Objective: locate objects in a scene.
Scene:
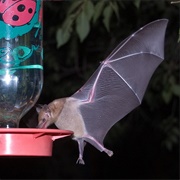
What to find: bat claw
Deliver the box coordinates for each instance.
[104,149,113,157]
[76,158,85,165]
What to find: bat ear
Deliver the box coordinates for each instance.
[35,104,44,114]
[35,104,51,114]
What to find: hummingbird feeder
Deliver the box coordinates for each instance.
[0,0,72,156]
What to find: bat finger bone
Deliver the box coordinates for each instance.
[101,60,109,65]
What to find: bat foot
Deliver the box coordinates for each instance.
[76,157,85,165]
[104,149,113,157]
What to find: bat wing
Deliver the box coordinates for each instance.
[72,19,168,146]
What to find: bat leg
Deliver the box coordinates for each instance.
[83,135,113,157]
[73,138,86,165]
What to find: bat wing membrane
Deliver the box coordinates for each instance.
[72,19,168,144]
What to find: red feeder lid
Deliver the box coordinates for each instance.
[0,128,73,156]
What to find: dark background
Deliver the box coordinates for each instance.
[0,0,179,179]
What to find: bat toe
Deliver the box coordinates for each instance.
[76,157,85,165]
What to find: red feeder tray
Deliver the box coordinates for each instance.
[0,128,73,156]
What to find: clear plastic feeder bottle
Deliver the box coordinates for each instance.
[0,0,43,128]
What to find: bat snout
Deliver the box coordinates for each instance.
[37,118,49,129]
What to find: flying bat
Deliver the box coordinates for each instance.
[36,19,168,164]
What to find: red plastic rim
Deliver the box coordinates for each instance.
[0,128,73,156]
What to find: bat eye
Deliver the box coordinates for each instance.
[42,118,46,122]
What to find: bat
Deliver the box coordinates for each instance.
[36,19,168,164]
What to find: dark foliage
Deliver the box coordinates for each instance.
[2,0,178,179]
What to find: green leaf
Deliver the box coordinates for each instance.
[172,127,180,136]
[164,140,172,151]
[110,1,120,20]
[103,5,113,32]
[117,1,125,8]
[169,134,178,143]
[76,11,90,42]
[171,84,180,96]
[168,75,176,84]
[162,90,172,104]
[56,28,71,48]
[61,15,74,32]
[134,0,141,9]
[93,1,105,23]
[84,0,95,21]
[56,15,74,48]
[67,0,83,15]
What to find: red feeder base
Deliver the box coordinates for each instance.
[0,128,73,156]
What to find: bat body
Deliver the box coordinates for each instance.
[37,19,168,164]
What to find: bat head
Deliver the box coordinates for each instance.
[36,98,66,129]
[36,104,53,128]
